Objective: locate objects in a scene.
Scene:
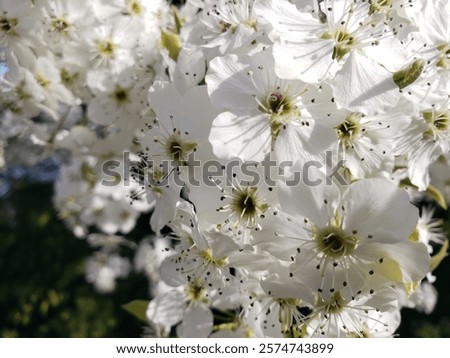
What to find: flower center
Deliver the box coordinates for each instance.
[318,291,346,314]
[423,109,450,137]
[0,17,18,35]
[436,43,450,69]
[200,248,227,267]
[266,92,292,115]
[315,226,357,259]
[35,74,50,88]
[125,0,143,16]
[97,39,115,58]
[186,281,208,303]
[230,186,268,224]
[164,131,197,164]
[111,86,130,105]
[369,0,392,15]
[260,91,298,142]
[336,113,364,149]
[321,30,356,61]
[60,68,78,86]
[51,17,71,33]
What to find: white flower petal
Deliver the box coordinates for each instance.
[176,304,213,338]
[146,289,186,329]
[357,241,430,284]
[261,274,315,305]
[278,168,340,228]
[209,111,271,161]
[273,39,335,83]
[206,54,256,110]
[331,51,400,115]
[341,179,418,243]
[274,120,336,164]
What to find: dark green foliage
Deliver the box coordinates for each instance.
[0,181,149,337]
[397,212,450,338]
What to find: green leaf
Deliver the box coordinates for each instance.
[122,300,150,323]
[161,30,181,61]
[171,5,183,34]
[425,185,448,210]
[430,240,449,272]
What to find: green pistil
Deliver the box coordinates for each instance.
[230,186,268,222]
[97,39,115,58]
[244,19,257,31]
[276,298,302,338]
[336,113,363,149]
[81,162,97,189]
[4,101,22,114]
[318,291,346,314]
[347,329,370,338]
[436,43,450,69]
[50,17,71,33]
[35,74,50,88]
[164,131,197,164]
[186,281,208,303]
[111,86,130,105]
[263,92,296,142]
[127,0,142,16]
[267,92,293,116]
[322,30,356,61]
[16,83,31,101]
[218,20,232,33]
[200,248,226,267]
[315,226,358,259]
[149,168,166,197]
[423,109,450,135]
[369,0,392,15]
[0,17,18,35]
[60,69,78,86]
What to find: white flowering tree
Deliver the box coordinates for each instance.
[0,0,449,337]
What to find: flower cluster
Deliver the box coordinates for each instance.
[1,0,449,337]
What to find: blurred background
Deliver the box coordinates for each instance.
[0,167,151,337]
